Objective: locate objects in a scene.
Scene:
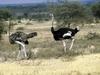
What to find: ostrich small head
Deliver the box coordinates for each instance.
[50,13,55,33]
[75,26,80,33]
[50,13,54,18]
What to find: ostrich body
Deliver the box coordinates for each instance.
[9,31,37,59]
[50,14,79,53]
[51,27,79,40]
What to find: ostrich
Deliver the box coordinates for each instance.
[50,14,79,53]
[9,31,37,59]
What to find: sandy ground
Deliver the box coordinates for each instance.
[0,53,100,75]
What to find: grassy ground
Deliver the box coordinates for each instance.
[0,20,100,75]
[0,54,100,75]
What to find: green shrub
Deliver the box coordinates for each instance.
[0,21,6,40]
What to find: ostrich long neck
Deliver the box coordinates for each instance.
[15,41,27,58]
[51,14,55,33]
[52,14,54,28]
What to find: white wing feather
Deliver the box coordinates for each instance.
[63,31,72,37]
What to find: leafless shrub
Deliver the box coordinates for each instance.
[16,27,24,30]
[85,31,100,40]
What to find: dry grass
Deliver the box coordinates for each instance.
[0,20,100,75]
[0,54,100,75]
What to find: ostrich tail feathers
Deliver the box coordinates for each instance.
[27,32,37,39]
[51,27,55,33]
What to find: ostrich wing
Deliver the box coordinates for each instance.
[63,31,72,38]
[9,32,27,44]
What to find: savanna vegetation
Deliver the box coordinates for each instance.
[0,0,100,75]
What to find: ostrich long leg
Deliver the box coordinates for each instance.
[22,44,27,58]
[17,45,21,58]
[17,50,21,59]
[69,39,75,50]
[15,41,27,58]
[62,40,67,53]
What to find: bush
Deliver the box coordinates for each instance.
[51,2,93,26]
[18,20,22,23]
[26,22,33,25]
[0,21,6,40]
[85,31,100,40]
[0,9,11,20]
[16,27,24,30]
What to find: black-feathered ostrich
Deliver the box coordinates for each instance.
[9,31,37,59]
[50,14,79,53]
